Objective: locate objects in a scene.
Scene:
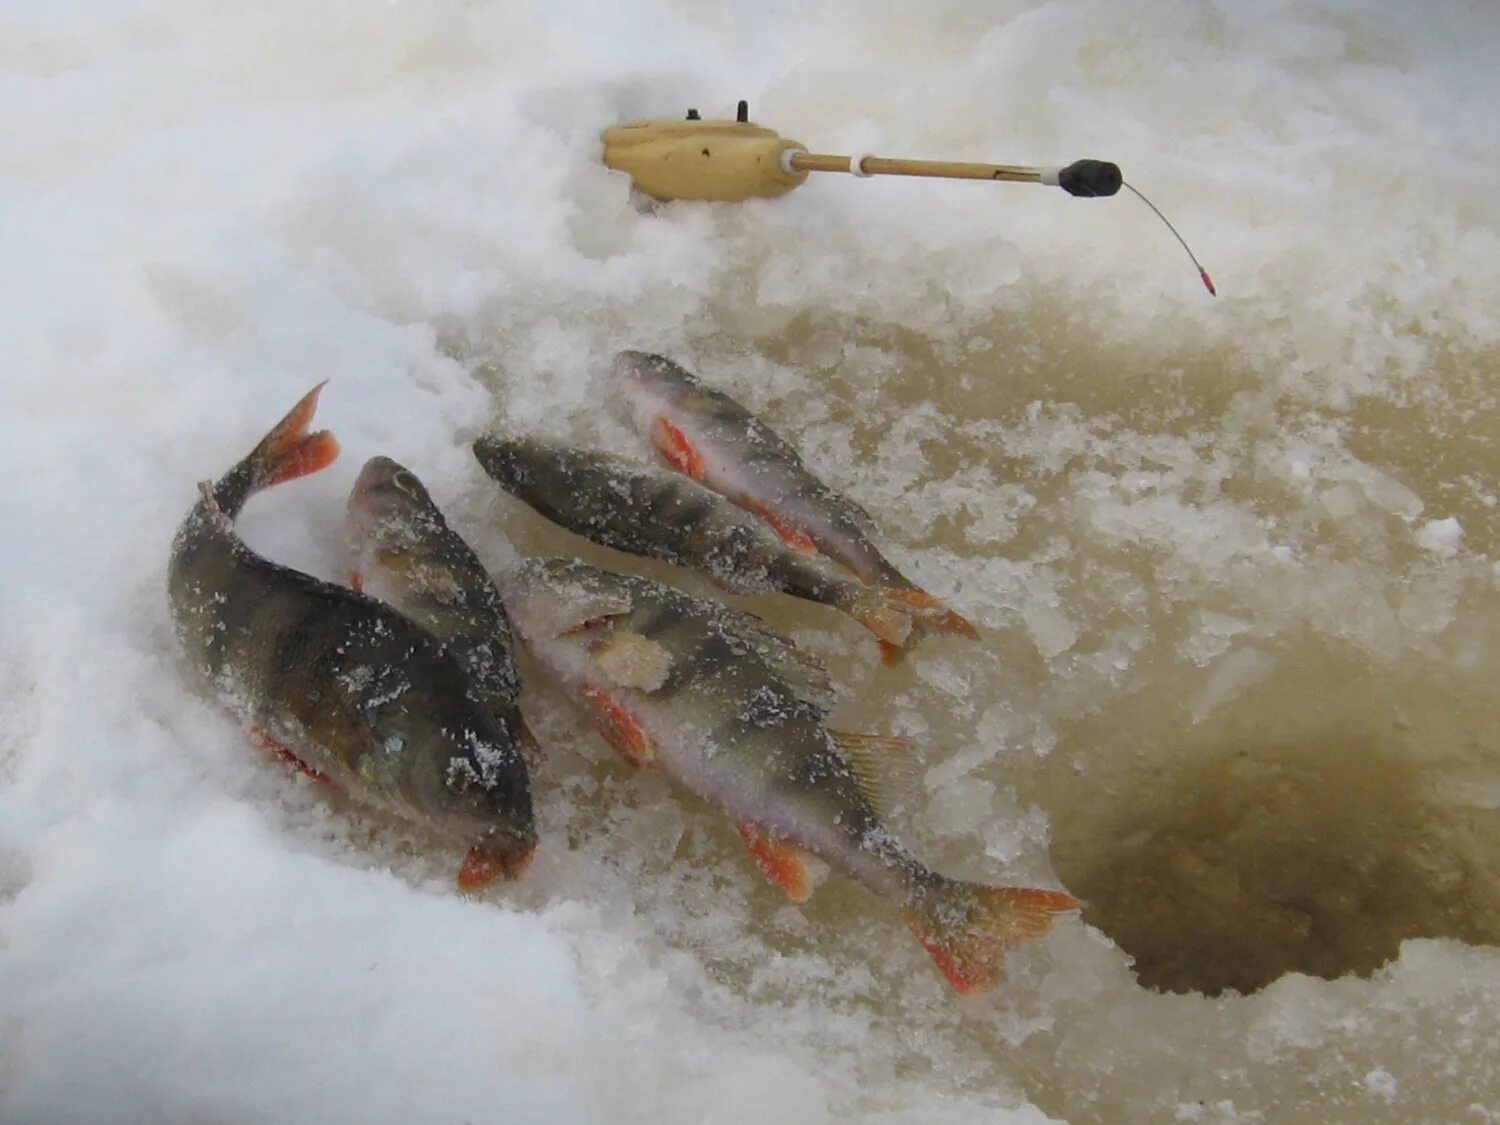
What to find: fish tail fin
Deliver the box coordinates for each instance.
[884,586,980,642]
[847,587,916,662]
[248,382,340,493]
[902,878,1080,995]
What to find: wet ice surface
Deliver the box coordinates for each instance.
[4,1,1500,1122]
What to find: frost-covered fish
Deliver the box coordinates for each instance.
[167,386,537,889]
[612,350,978,644]
[473,434,918,662]
[346,454,543,764]
[500,558,1078,994]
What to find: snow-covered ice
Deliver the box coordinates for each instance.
[3,1,1500,1121]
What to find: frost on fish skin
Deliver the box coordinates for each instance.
[346,455,526,712]
[167,395,536,878]
[506,552,1073,991]
[472,435,905,654]
[736,684,800,729]
[611,352,978,652]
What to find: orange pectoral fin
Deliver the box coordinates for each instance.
[580,683,653,767]
[745,499,819,554]
[457,848,505,892]
[736,822,815,903]
[248,727,333,786]
[349,570,364,592]
[650,416,705,480]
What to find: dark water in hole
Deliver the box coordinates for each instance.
[1049,729,1500,996]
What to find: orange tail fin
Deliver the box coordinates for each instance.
[250,382,341,491]
[903,881,1080,995]
[848,588,914,658]
[852,587,973,663]
[885,587,980,642]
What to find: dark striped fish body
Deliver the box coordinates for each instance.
[611,350,979,648]
[473,435,915,656]
[501,557,1077,994]
[168,387,536,889]
[346,456,524,722]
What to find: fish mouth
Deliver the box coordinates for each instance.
[346,458,403,526]
[610,349,654,380]
[608,354,670,430]
[471,435,522,488]
[610,351,667,397]
[350,455,404,494]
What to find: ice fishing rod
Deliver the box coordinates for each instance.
[602,101,1215,295]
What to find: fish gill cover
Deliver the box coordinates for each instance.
[1,1,1499,1122]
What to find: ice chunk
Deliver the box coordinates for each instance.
[1022,602,1078,659]
[1363,1068,1398,1101]
[1190,646,1276,722]
[1415,517,1463,557]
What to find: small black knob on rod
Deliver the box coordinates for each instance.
[1057,159,1122,197]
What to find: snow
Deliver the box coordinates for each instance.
[4,1,1500,1122]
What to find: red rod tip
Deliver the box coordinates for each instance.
[1201,269,1217,297]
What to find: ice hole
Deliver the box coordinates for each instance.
[1045,737,1500,996]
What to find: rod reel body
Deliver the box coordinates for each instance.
[599,104,1213,294]
[601,118,809,203]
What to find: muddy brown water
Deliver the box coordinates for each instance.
[460,300,1500,1122]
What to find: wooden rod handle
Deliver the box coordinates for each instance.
[788,151,1045,184]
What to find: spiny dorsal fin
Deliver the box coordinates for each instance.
[828,730,919,819]
[710,604,836,713]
